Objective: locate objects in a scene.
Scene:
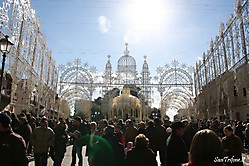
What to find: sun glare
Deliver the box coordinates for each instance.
[127,0,168,32]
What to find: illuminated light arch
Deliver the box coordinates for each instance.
[156,60,194,118]
[59,58,97,114]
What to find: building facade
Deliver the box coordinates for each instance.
[194,0,249,121]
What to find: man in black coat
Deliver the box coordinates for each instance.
[15,116,32,149]
[154,118,167,166]
[0,113,29,166]
[166,121,188,166]
[54,121,68,166]
[222,125,243,166]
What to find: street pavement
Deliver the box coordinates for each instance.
[29,145,249,166]
[29,146,88,166]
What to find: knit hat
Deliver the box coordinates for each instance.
[0,113,12,128]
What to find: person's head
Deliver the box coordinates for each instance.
[138,121,145,129]
[0,113,12,131]
[163,119,171,127]
[189,129,223,165]
[154,118,162,125]
[90,121,97,131]
[126,141,134,149]
[182,120,189,126]
[237,121,242,126]
[223,125,233,137]
[58,121,67,129]
[40,117,48,128]
[100,119,108,129]
[166,127,172,134]
[171,121,185,137]
[125,119,132,126]
[147,120,154,127]
[118,119,124,125]
[104,125,115,136]
[135,134,149,148]
[74,116,82,126]
[19,116,28,124]
[115,125,121,132]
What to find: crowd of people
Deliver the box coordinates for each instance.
[0,110,248,166]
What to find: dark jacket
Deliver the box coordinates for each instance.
[54,125,68,153]
[72,123,88,147]
[124,147,157,166]
[145,125,158,151]
[235,125,245,141]
[222,134,243,166]
[0,130,29,166]
[15,122,32,146]
[166,133,188,166]
[154,124,167,150]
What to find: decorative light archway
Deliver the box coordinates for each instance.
[59,58,97,114]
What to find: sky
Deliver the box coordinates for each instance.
[29,0,237,118]
[30,0,236,74]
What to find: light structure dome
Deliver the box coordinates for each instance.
[117,43,137,83]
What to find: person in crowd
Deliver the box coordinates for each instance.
[70,116,88,166]
[28,116,37,130]
[163,118,171,139]
[124,141,133,155]
[15,116,32,151]
[86,121,100,162]
[166,121,188,166]
[10,112,20,130]
[53,120,68,166]
[183,129,224,166]
[117,119,126,133]
[88,125,125,166]
[27,116,36,155]
[137,121,146,135]
[222,125,243,166]
[0,113,29,166]
[234,121,245,146]
[154,118,167,166]
[124,134,157,166]
[124,119,138,145]
[146,120,157,153]
[182,120,193,152]
[115,125,125,146]
[30,117,55,166]
[245,123,249,154]
[96,119,108,136]
[217,122,226,138]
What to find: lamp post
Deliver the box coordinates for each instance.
[0,35,14,102]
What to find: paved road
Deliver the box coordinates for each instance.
[29,146,89,166]
[29,146,249,166]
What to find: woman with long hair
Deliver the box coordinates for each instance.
[184,129,224,166]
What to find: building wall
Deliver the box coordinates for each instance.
[195,64,249,121]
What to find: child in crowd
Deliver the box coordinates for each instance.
[124,141,133,155]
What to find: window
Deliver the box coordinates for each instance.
[234,85,238,96]
[243,88,247,96]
